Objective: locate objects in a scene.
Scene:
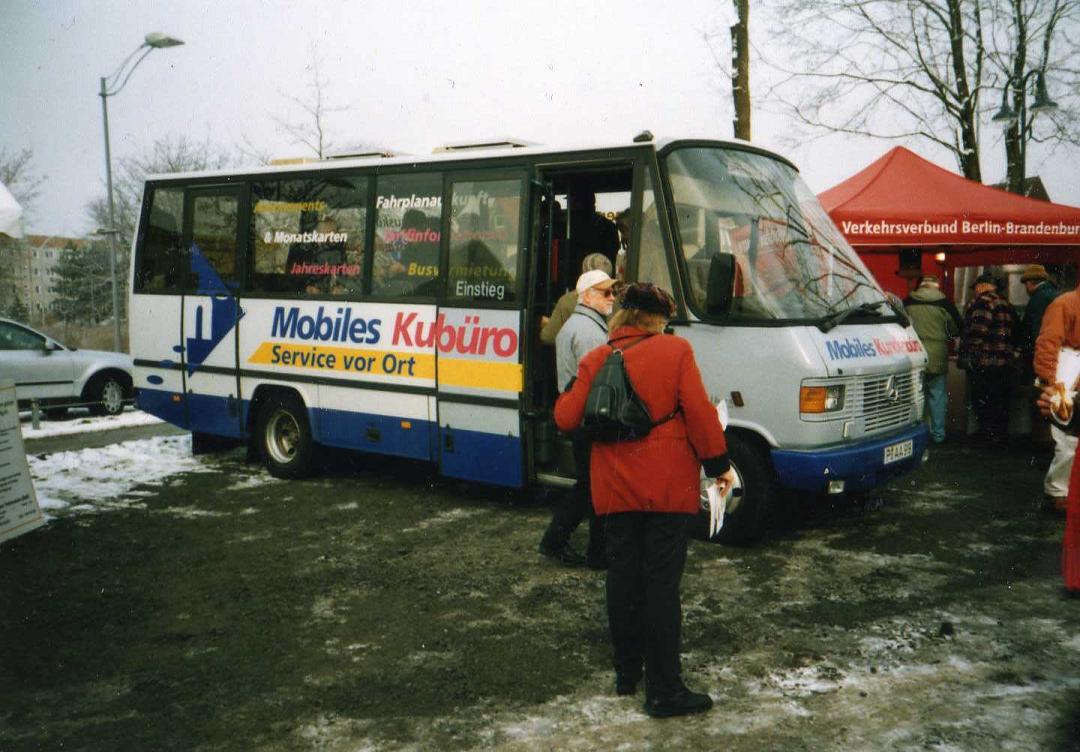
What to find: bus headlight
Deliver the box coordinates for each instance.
[800,385,846,414]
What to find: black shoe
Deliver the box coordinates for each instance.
[644,689,713,718]
[615,672,641,696]
[538,542,586,567]
[587,553,609,571]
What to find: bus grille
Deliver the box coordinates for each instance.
[859,373,916,433]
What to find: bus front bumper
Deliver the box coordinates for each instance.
[770,423,930,494]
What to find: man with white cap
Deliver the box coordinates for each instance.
[539,268,618,567]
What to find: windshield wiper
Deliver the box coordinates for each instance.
[817,300,889,333]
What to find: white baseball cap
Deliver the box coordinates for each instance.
[576,269,616,295]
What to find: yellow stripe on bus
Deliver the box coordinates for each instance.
[248,342,436,379]
[438,358,523,392]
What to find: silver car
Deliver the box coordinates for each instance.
[0,318,134,417]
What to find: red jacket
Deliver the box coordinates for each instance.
[554,325,729,516]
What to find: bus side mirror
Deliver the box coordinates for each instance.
[706,253,736,316]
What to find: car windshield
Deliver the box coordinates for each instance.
[665,146,888,323]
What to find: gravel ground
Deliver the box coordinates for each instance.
[1,435,1078,751]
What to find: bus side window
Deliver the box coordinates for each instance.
[249,177,367,296]
[446,178,522,303]
[192,193,240,290]
[371,172,443,298]
[136,187,185,293]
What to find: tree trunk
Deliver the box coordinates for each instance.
[947,0,981,182]
[731,0,751,141]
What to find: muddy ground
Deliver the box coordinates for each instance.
[2,437,1079,751]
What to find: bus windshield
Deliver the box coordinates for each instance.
[665,146,888,323]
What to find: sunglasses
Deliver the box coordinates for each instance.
[592,287,616,298]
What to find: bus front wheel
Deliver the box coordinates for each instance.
[257,394,315,479]
[694,435,773,544]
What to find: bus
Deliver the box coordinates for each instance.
[129,134,929,542]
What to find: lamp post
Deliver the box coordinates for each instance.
[99,32,183,352]
[991,69,1058,194]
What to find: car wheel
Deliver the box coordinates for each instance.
[86,373,126,416]
[693,435,773,544]
[256,394,315,479]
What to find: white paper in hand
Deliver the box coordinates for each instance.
[716,399,729,429]
[706,399,730,538]
[707,483,726,538]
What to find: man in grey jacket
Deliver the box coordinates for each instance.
[539,269,617,567]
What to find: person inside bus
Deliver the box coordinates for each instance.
[380,209,440,296]
[538,268,618,568]
[553,282,734,716]
[566,189,619,273]
[540,253,615,345]
[285,215,347,295]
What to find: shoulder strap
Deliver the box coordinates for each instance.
[608,333,655,353]
[606,333,680,425]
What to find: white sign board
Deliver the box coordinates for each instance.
[0,381,44,544]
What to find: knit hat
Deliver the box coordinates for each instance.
[917,275,940,288]
[971,272,998,289]
[618,282,677,317]
[576,269,616,295]
[581,252,613,275]
[1020,264,1049,282]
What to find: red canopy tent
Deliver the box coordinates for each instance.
[819,146,1080,298]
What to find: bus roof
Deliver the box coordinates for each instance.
[143,136,798,183]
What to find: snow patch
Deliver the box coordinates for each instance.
[27,435,213,517]
[20,409,164,439]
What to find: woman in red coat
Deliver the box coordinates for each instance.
[554,283,735,718]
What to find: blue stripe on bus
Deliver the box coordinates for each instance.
[440,426,523,488]
[186,392,245,439]
[316,407,435,462]
[139,388,523,486]
[137,388,189,429]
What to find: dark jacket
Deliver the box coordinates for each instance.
[554,326,728,516]
[1020,281,1060,360]
[904,287,961,374]
[961,291,1017,369]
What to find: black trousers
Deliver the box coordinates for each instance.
[541,437,604,559]
[969,366,1011,442]
[603,511,691,701]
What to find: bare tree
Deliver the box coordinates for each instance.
[985,0,1080,193]
[731,0,752,140]
[0,147,46,216]
[768,0,1079,190]
[766,0,988,181]
[272,51,348,160]
[704,3,753,140]
[86,135,234,253]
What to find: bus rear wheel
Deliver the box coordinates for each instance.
[694,435,773,544]
[257,394,315,479]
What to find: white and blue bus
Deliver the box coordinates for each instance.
[129,134,929,541]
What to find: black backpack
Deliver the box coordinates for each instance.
[581,335,678,442]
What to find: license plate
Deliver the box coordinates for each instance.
[883,439,914,465]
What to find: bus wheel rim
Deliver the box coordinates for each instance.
[266,410,300,464]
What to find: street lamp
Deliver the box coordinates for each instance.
[992,67,1058,195]
[99,32,184,352]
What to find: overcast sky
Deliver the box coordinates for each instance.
[2,0,1078,237]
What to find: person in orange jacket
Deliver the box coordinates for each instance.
[1034,280,1080,593]
[554,282,735,718]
